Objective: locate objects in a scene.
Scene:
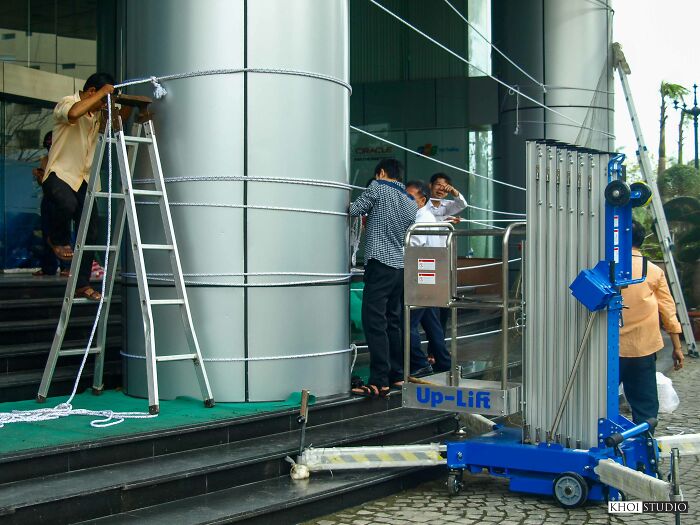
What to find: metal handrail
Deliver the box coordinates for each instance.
[403,223,526,391]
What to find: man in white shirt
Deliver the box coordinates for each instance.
[428,172,467,338]
[429,172,467,222]
[405,181,452,376]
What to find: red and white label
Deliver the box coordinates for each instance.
[417,258,436,271]
[613,215,619,228]
[614,247,619,263]
[613,228,619,245]
[418,272,436,285]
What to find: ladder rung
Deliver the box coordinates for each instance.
[156,353,197,362]
[73,296,110,304]
[132,189,163,197]
[124,136,153,144]
[95,192,125,199]
[150,299,184,305]
[83,245,119,251]
[141,244,174,250]
[108,136,153,145]
[59,347,102,357]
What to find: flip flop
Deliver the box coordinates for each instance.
[75,286,102,301]
[48,238,74,261]
[59,270,71,277]
[351,384,380,398]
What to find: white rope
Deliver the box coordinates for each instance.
[122,271,352,278]
[442,0,546,93]
[136,201,348,218]
[352,325,522,350]
[116,67,352,95]
[510,86,521,135]
[457,257,522,271]
[126,274,351,288]
[468,220,504,230]
[459,218,526,223]
[121,346,355,363]
[350,217,362,266]
[0,96,157,429]
[350,126,526,192]
[133,174,364,192]
[466,203,525,217]
[367,0,614,140]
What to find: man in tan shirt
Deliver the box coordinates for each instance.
[620,221,684,423]
[41,73,115,300]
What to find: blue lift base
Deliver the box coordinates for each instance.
[444,416,659,507]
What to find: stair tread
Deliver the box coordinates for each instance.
[0,316,122,332]
[0,361,120,388]
[0,408,449,512]
[83,468,425,525]
[0,337,121,358]
[0,296,122,309]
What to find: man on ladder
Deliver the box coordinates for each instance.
[40,72,130,301]
[37,76,215,414]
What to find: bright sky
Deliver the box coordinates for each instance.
[613,0,700,165]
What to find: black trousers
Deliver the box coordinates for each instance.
[42,173,97,288]
[362,259,404,387]
[620,353,658,425]
[39,195,69,275]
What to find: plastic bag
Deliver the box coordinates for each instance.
[656,372,680,414]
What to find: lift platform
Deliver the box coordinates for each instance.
[297,148,685,512]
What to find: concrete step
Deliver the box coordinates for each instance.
[0,360,121,403]
[0,406,457,525]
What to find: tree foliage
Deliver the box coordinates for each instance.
[658,82,690,175]
[658,164,700,201]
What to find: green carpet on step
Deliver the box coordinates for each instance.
[0,389,315,455]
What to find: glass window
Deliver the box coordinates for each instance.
[467,0,492,77]
[1,100,53,269]
[0,0,97,269]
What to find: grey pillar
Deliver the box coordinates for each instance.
[121,0,350,402]
[492,0,614,214]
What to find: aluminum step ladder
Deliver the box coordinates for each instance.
[613,42,698,357]
[37,99,215,414]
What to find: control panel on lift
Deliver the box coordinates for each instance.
[404,244,456,308]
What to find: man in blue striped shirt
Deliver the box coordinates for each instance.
[349,159,417,397]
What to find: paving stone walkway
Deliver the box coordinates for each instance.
[304,348,699,525]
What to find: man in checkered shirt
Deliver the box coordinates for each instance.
[349,159,417,397]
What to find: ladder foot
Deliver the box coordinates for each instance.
[204,398,216,408]
[149,404,160,415]
[92,386,104,396]
[36,394,47,403]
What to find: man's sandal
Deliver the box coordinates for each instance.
[352,384,381,398]
[75,286,102,301]
[48,238,74,261]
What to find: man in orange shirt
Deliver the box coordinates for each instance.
[620,221,684,423]
[41,73,115,300]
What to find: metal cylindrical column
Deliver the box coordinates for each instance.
[492,0,614,214]
[122,0,350,401]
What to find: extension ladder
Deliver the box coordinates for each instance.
[37,98,215,414]
[613,43,698,357]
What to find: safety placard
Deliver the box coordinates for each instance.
[418,272,436,285]
[417,258,436,271]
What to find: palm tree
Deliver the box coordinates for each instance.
[659,81,689,175]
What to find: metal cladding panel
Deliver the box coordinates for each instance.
[524,141,608,448]
[244,0,350,400]
[123,0,245,400]
[123,1,349,401]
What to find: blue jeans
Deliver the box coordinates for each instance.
[410,307,451,373]
[620,354,658,425]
